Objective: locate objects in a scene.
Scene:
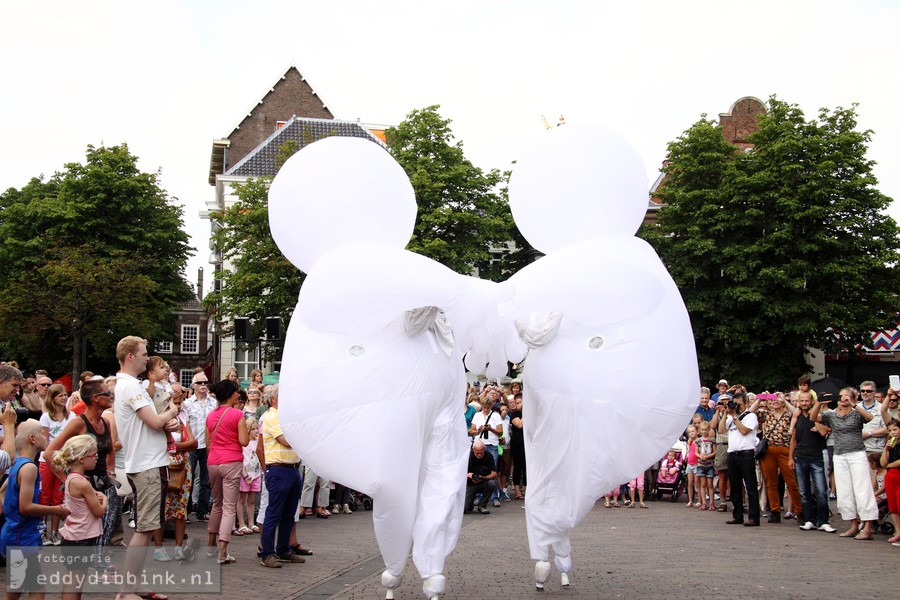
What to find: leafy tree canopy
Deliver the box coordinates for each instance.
[642,97,900,389]
[387,105,535,280]
[0,144,193,375]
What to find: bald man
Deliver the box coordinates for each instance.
[465,440,498,514]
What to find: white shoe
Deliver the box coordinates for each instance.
[152,548,171,562]
[492,499,501,507]
[332,504,341,514]
[799,521,816,530]
[128,519,135,529]
[343,504,352,514]
[818,523,837,533]
[560,572,570,587]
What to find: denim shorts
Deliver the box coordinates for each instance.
[685,463,698,475]
[695,466,715,478]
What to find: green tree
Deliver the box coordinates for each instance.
[387,106,535,280]
[0,144,193,376]
[644,98,900,389]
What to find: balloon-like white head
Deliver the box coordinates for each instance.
[268,136,417,273]
[507,124,648,254]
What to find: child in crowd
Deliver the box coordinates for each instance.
[52,434,108,600]
[236,417,262,534]
[695,421,717,510]
[684,426,699,507]
[39,383,77,545]
[627,473,648,509]
[1,419,71,600]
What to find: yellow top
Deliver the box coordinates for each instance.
[260,407,299,465]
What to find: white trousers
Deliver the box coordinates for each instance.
[833,450,878,521]
[300,465,331,509]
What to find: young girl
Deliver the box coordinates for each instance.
[684,425,699,507]
[52,434,107,600]
[695,421,717,510]
[236,417,262,535]
[39,383,77,545]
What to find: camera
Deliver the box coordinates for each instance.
[726,400,740,410]
[471,473,486,485]
[2,404,31,425]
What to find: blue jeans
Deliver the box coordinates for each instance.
[189,448,211,516]
[259,465,302,558]
[485,444,500,500]
[794,456,830,526]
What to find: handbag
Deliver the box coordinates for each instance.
[167,421,189,492]
[167,465,186,492]
[754,437,768,460]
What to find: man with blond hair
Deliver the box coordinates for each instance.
[113,336,180,600]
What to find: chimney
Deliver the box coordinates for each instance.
[197,267,204,301]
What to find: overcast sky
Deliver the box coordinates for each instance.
[2,0,898,293]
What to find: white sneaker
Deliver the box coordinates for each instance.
[128,519,135,529]
[152,548,171,562]
[172,546,185,561]
[41,531,54,546]
[492,499,501,507]
[799,521,816,530]
[818,523,837,533]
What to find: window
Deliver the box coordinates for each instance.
[181,324,199,354]
[234,344,259,381]
[156,341,173,354]
[180,369,194,388]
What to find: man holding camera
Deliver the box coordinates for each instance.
[465,440,498,514]
[717,392,761,526]
[469,393,504,507]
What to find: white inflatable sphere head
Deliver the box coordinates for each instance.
[508,124,648,254]
[268,136,417,273]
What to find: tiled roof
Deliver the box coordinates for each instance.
[226,117,385,178]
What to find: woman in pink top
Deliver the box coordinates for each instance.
[205,380,249,564]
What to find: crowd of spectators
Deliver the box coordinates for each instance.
[0,340,342,598]
[3,353,898,597]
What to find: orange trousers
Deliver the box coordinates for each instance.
[759,444,802,515]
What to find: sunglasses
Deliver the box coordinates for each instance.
[37,383,50,387]
[93,391,112,398]
[861,389,875,393]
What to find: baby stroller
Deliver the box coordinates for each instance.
[654,443,686,502]
[876,498,895,536]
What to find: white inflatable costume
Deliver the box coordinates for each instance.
[502,124,699,590]
[268,137,523,599]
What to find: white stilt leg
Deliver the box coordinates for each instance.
[535,560,551,591]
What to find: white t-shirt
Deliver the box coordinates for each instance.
[471,410,503,446]
[38,411,77,462]
[726,412,759,452]
[115,372,168,473]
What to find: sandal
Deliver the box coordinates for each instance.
[251,525,260,534]
[231,528,244,536]
[839,529,860,538]
[640,503,649,509]
[239,526,253,535]
[628,502,635,508]
[854,532,873,541]
[217,554,236,564]
[612,501,621,508]
[290,544,313,556]
[717,505,727,512]
[604,500,611,508]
